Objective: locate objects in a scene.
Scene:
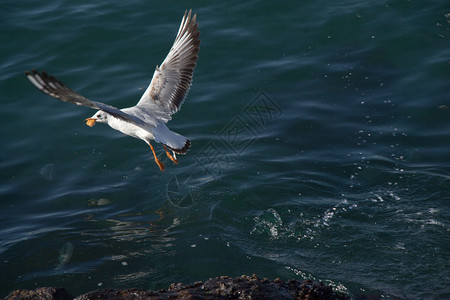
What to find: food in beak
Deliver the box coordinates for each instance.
[85,118,96,127]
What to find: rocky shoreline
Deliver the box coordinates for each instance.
[4,274,354,299]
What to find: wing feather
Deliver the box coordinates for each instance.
[135,9,200,121]
[25,69,144,126]
[25,10,200,128]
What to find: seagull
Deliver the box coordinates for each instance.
[25,10,200,171]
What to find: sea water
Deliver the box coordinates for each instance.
[1,1,449,298]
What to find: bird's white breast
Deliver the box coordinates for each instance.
[107,115,154,141]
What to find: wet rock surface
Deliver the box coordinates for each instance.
[4,287,72,300]
[4,275,351,299]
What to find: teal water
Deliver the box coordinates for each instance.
[1,1,449,299]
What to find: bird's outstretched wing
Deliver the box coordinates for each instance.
[25,69,143,126]
[135,9,200,122]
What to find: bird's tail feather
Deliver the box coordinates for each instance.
[154,128,190,154]
[165,139,191,154]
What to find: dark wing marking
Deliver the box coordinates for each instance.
[25,69,143,126]
[136,9,200,117]
[25,69,98,109]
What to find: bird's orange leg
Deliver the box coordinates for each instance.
[163,145,178,164]
[148,142,165,171]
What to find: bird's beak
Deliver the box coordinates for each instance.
[85,118,96,127]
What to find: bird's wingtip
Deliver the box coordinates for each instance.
[25,69,41,76]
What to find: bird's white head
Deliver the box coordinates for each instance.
[85,111,107,127]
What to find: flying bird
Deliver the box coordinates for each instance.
[25,10,200,171]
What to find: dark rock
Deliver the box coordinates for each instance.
[4,287,72,300]
[3,276,350,300]
[75,289,159,300]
